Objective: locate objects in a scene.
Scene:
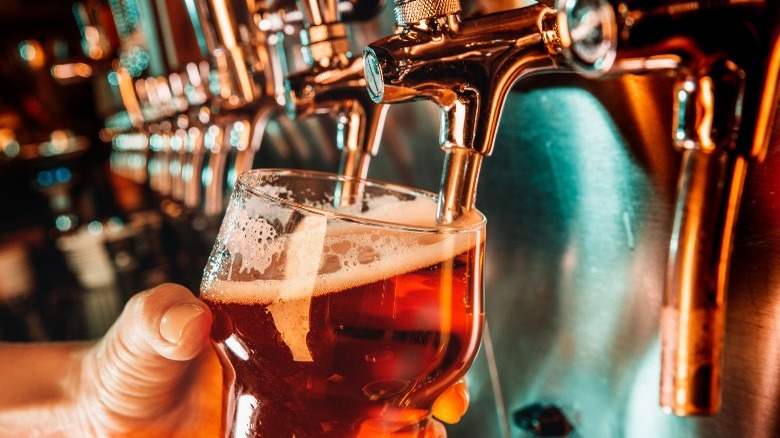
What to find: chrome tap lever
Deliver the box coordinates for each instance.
[285,0,389,206]
[555,0,780,416]
[363,2,565,222]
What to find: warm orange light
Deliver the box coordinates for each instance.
[19,40,45,69]
[51,63,93,79]
[752,37,780,161]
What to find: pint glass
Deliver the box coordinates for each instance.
[200,169,486,437]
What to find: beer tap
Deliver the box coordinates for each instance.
[552,0,780,416]
[189,0,290,215]
[201,121,229,217]
[168,66,211,210]
[154,121,175,198]
[362,1,566,222]
[284,0,389,206]
[170,121,187,202]
[183,111,209,210]
[110,64,148,182]
[192,0,275,108]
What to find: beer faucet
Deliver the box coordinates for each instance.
[201,121,229,217]
[189,0,290,214]
[362,1,565,222]
[150,121,174,198]
[284,0,389,206]
[552,0,780,415]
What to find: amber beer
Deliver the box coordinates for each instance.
[203,237,483,437]
[200,169,485,437]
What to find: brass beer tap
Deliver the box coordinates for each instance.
[553,0,780,416]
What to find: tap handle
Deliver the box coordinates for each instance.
[393,0,460,27]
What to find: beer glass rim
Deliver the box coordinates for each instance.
[236,168,486,234]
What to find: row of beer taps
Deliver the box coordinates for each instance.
[108,0,779,417]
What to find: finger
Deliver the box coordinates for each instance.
[81,284,212,425]
[124,283,212,361]
[431,379,470,424]
[355,408,434,438]
[424,419,448,438]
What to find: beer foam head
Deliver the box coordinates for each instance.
[201,196,484,304]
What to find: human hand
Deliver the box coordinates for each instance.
[73,283,219,437]
[0,283,469,437]
[80,283,470,437]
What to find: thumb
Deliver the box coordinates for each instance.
[116,283,212,361]
[79,283,212,430]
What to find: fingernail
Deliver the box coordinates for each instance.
[160,303,205,344]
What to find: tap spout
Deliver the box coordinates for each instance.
[363,3,563,222]
[661,58,747,415]
[364,4,560,158]
[286,58,388,176]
